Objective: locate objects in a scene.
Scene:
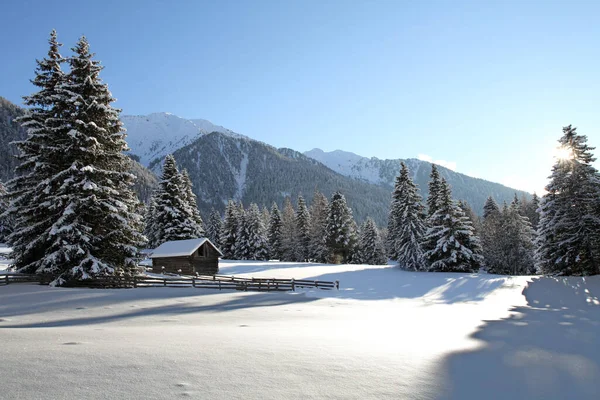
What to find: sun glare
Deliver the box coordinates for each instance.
[553,146,573,161]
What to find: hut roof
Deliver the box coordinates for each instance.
[150,238,223,258]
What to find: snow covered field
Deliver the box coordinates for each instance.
[1,256,599,399]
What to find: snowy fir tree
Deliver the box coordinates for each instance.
[206,208,223,248]
[391,162,427,271]
[357,218,387,265]
[180,169,205,237]
[268,202,283,260]
[522,192,540,231]
[260,206,271,231]
[4,30,69,273]
[233,202,246,259]
[295,195,311,262]
[324,191,358,264]
[536,125,600,276]
[423,179,483,272]
[0,181,12,243]
[280,197,297,261]
[236,203,269,260]
[482,201,535,275]
[386,163,404,261]
[220,200,239,259]
[151,155,202,247]
[426,164,442,218]
[458,200,480,233]
[143,196,159,248]
[482,196,500,220]
[33,36,145,284]
[309,190,329,263]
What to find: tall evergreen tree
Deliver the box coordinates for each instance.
[143,196,159,248]
[458,200,480,234]
[180,169,204,237]
[220,200,239,259]
[38,36,145,284]
[0,181,12,243]
[268,202,283,260]
[280,197,297,261]
[426,164,442,218]
[309,190,329,263]
[536,125,600,275]
[236,203,269,260]
[4,30,68,273]
[206,209,223,248]
[523,192,540,231]
[152,155,200,247]
[260,206,271,231]
[295,195,311,262]
[393,162,426,271]
[324,191,357,264]
[423,179,483,272]
[482,196,500,220]
[387,164,404,260]
[357,218,387,265]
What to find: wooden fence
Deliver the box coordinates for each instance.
[0,273,339,292]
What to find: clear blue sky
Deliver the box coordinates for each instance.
[2,0,599,193]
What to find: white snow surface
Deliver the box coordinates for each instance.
[1,253,599,399]
[122,113,244,167]
[150,238,222,258]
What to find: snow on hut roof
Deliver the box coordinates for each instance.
[150,238,223,258]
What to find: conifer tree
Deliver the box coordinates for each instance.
[4,30,68,273]
[426,164,442,218]
[325,191,357,264]
[220,200,239,259]
[459,200,480,234]
[523,192,540,231]
[357,218,387,265]
[309,190,329,263]
[143,196,159,248]
[280,197,297,261]
[0,182,11,243]
[180,169,204,237]
[536,125,600,275]
[482,196,500,220]
[295,195,311,262]
[393,162,426,271]
[206,209,223,248]
[268,202,283,260]
[38,36,145,284]
[152,155,200,247]
[423,179,483,272]
[236,203,269,260]
[387,164,404,260]
[233,202,246,259]
[261,206,271,231]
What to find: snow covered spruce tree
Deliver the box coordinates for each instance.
[236,203,269,260]
[220,200,239,259]
[482,196,500,220]
[181,169,204,237]
[423,179,483,272]
[280,197,297,262]
[536,125,600,276]
[426,164,442,218]
[324,191,358,264]
[4,30,69,273]
[143,196,159,248]
[36,36,145,284]
[0,181,12,243]
[357,218,387,265]
[391,162,427,270]
[386,163,403,260]
[295,195,311,262]
[309,190,329,263]
[522,192,540,231]
[206,209,223,248]
[268,202,283,260]
[151,155,202,247]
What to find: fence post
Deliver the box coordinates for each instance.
[291,278,295,292]
[133,276,137,288]
[192,278,196,288]
[336,280,339,290]
[163,278,167,287]
[5,275,8,285]
[315,281,318,289]
[218,281,221,291]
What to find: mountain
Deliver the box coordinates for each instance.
[166,132,393,225]
[0,97,157,202]
[121,113,244,167]
[304,148,532,214]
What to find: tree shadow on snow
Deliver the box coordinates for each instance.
[0,290,317,328]
[306,267,509,304]
[436,276,600,400]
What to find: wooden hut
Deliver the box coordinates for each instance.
[149,238,223,275]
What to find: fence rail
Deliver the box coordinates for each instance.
[0,273,339,292]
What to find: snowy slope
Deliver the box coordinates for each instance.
[122,113,237,166]
[2,251,599,399]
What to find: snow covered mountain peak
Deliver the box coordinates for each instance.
[122,112,243,166]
